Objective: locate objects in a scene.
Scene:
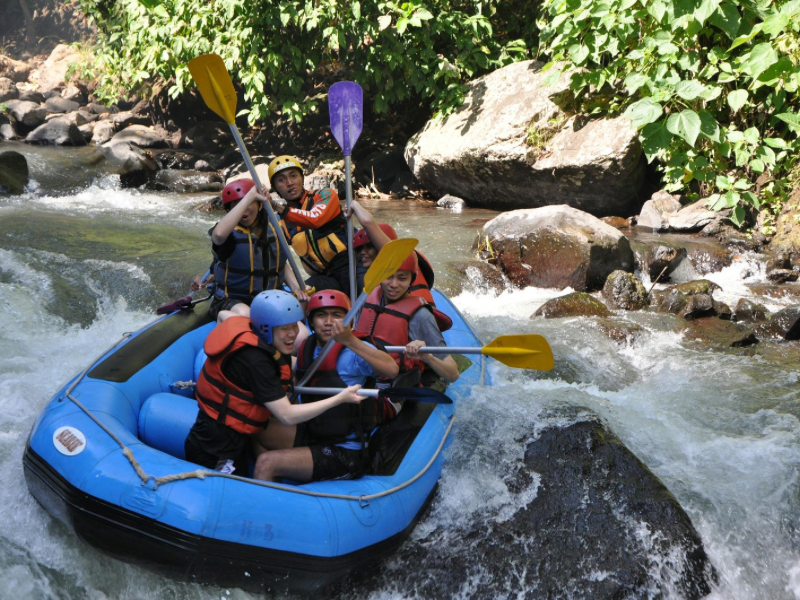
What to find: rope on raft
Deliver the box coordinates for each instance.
[65,327,455,506]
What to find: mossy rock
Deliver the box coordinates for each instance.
[532,292,612,319]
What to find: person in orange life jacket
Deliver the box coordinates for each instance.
[206,178,309,321]
[267,155,366,295]
[184,290,364,474]
[348,199,453,332]
[355,251,460,386]
[252,290,400,482]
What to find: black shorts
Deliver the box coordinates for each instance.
[209,296,247,320]
[294,425,367,481]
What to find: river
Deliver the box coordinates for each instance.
[2,142,800,599]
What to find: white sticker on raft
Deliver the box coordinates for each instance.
[53,426,87,456]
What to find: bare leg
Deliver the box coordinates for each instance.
[253,447,314,482]
[253,419,297,458]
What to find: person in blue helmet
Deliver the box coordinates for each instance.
[184,290,365,474]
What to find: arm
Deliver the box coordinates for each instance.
[405,340,460,383]
[347,200,393,252]
[211,186,263,245]
[331,320,399,379]
[265,385,364,426]
[282,265,312,303]
[282,189,342,230]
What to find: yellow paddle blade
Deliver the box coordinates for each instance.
[188,54,237,124]
[363,238,418,294]
[482,334,554,370]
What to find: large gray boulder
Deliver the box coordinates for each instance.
[101,141,159,187]
[405,60,644,215]
[105,124,168,148]
[4,99,47,132]
[25,118,87,146]
[0,151,29,194]
[638,190,682,230]
[29,44,81,92]
[483,204,634,291]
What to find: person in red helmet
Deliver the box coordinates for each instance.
[253,289,400,482]
[348,200,437,305]
[203,178,305,320]
[355,250,460,388]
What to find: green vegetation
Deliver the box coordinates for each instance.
[537,0,800,230]
[76,0,529,123]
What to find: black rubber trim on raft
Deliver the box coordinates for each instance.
[88,302,213,383]
[22,445,437,595]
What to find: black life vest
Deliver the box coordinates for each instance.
[195,316,292,435]
[280,189,348,274]
[295,334,395,444]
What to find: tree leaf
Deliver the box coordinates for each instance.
[727,89,748,112]
[641,120,673,161]
[731,205,746,227]
[776,112,800,132]
[352,1,361,20]
[710,2,741,39]
[698,109,721,142]
[624,72,649,94]
[624,98,663,128]
[694,0,721,25]
[749,158,765,173]
[675,80,706,100]
[569,44,590,65]
[666,109,702,147]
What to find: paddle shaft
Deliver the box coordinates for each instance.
[295,386,380,398]
[384,346,480,354]
[228,126,305,286]
[294,293,368,389]
[344,154,356,305]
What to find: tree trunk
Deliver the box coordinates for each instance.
[17,0,37,50]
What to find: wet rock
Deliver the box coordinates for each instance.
[148,169,223,193]
[683,317,758,347]
[0,77,18,103]
[149,149,206,170]
[745,283,800,301]
[636,243,687,282]
[44,96,80,114]
[18,90,45,104]
[600,215,632,229]
[0,123,16,140]
[595,318,644,343]
[0,150,29,194]
[91,120,115,145]
[110,111,151,128]
[714,300,732,320]
[355,146,416,195]
[446,260,509,296]
[602,270,648,310]
[755,306,800,341]
[182,121,232,154]
[25,118,87,146]
[657,289,689,315]
[638,190,682,230]
[405,60,644,215]
[4,99,47,132]
[100,141,159,187]
[767,269,798,284]
[194,159,213,171]
[732,299,769,324]
[532,292,612,318]
[484,205,634,291]
[671,280,722,296]
[669,199,729,232]
[437,194,465,210]
[105,124,168,148]
[678,293,716,320]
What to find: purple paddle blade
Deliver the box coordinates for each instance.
[329,81,363,156]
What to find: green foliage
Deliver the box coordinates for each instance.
[76,0,529,124]
[538,0,800,230]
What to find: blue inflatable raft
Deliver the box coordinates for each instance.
[23,289,487,594]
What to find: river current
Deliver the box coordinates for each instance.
[2,143,800,599]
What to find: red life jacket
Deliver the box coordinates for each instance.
[195,316,293,435]
[354,287,431,379]
[295,334,397,442]
[408,251,452,332]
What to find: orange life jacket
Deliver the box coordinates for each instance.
[195,316,292,435]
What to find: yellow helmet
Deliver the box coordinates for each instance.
[268,155,304,184]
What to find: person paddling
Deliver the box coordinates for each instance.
[253,289,400,482]
[355,251,460,388]
[267,155,365,295]
[184,290,364,474]
[205,178,306,320]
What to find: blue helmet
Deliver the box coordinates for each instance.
[250,290,304,345]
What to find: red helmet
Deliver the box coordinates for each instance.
[396,251,418,275]
[221,179,256,206]
[353,223,399,249]
[307,289,351,316]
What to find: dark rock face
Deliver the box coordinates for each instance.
[351,417,715,599]
[632,241,687,282]
[182,121,233,154]
[533,292,612,318]
[732,298,770,324]
[148,169,223,193]
[355,146,417,195]
[756,306,800,341]
[44,96,79,114]
[484,205,634,291]
[0,150,29,194]
[602,270,648,310]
